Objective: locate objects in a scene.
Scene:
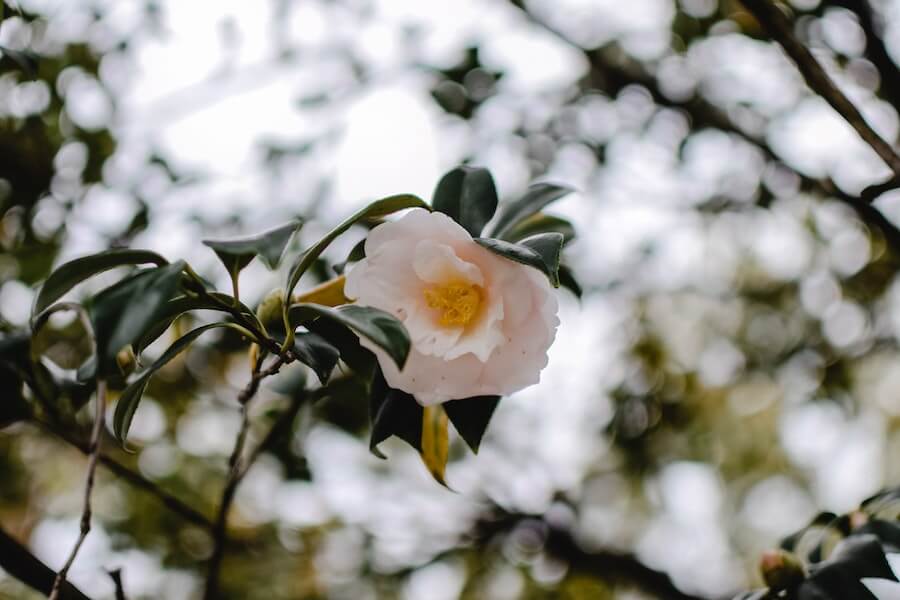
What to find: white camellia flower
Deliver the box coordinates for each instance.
[345,208,559,405]
[862,553,900,599]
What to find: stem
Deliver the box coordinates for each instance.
[203,352,288,600]
[740,0,900,176]
[230,269,241,307]
[48,380,107,600]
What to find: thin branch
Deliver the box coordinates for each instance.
[740,0,900,176]
[0,525,93,600]
[38,421,215,531]
[49,380,107,600]
[203,353,289,600]
[819,0,900,114]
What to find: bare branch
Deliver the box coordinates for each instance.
[820,0,900,113]
[740,0,900,176]
[203,353,289,600]
[49,380,107,600]
[37,421,215,531]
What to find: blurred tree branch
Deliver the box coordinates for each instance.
[0,526,93,600]
[819,0,900,114]
[204,352,292,600]
[470,508,711,600]
[507,0,900,254]
[38,421,216,531]
[740,0,900,176]
[49,381,107,600]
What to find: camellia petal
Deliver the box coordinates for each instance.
[345,208,559,405]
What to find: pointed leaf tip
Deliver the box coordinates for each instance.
[432,166,498,237]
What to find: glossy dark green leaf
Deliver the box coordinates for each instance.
[33,249,168,318]
[558,264,582,299]
[475,232,564,287]
[285,195,429,301]
[487,182,573,239]
[132,293,260,356]
[796,535,895,600]
[432,166,498,237]
[333,238,366,275]
[203,220,302,274]
[289,303,410,369]
[305,317,375,374]
[0,363,29,429]
[370,384,423,455]
[89,262,186,377]
[444,395,500,453]
[113,322,234,444]
[501,213,575,244]
[292,331,340,385]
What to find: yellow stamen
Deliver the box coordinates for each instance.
[423,282,482,327]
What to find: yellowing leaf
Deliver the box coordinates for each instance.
[420,404,450,487]
[293,275,348,307]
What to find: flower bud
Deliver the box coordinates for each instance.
[760,549,805,591]
[116,345,137,376]
[256,288,286,327]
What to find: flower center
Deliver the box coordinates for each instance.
[423,282,483,327]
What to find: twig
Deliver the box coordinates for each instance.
[203,353,289,600]
[818,0,900,113]
[740,0,900,176]
[49,380,107,600]
[37,421,215,531]
[0,525,93,600]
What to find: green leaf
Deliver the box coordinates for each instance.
[487,182,573,239]
[475,232,564,287]
[113,322,235,444]
[0,362,30,429]
[420,404,450,486]
[203,220,302,274]
[333,238,366,275]
[444,395,500,453]
[501,213,575,244]
[292,332,340,385]
[33,249,168,318]
[558,264,582,299]
[89,262,186,377]
[132,293,261,356]
[285,195,429,301]
[370,384,423,455]
[304,315,375,375]
[289,303,410,369]
[432,166,498,237]
[797,535,896,599]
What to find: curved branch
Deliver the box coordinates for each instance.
[740,0,900,176]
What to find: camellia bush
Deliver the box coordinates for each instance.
[3,166,578,599]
